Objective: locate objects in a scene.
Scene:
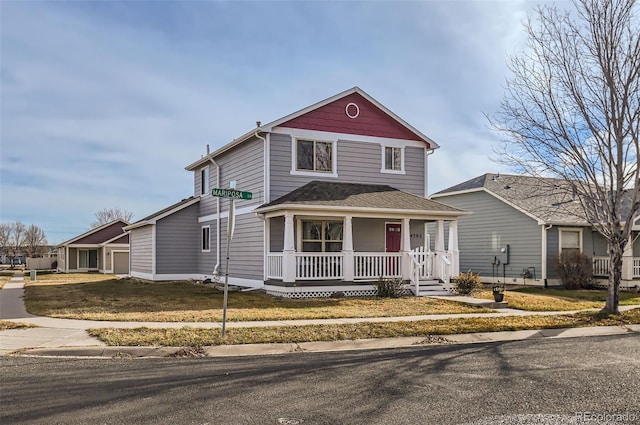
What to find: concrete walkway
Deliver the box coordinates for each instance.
[1,273,638,357]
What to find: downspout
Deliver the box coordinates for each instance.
[541,224,552,288]
[207,146,221,278]
[424,148,435,198]
[253,127,268,281]
[254,126,267,203]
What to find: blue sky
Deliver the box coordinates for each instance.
[1,0,544,243]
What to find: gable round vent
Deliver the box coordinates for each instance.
[345,102,360,119]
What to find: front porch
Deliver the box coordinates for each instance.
[263,214,460,298]
[593,256,640,285]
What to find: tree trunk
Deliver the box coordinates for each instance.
[604,246,623,315]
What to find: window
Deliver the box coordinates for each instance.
[296,139,333,172]
[302,220,343,252]
[202,226,210,252]
[200,166,209,195]
[559,229,582,254]
[381,146,404,173]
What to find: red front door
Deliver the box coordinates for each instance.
[385,223,402,252]
[385,223,402,276]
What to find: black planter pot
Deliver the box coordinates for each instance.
[493,292,504,303]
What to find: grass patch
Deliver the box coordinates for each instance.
[88,308,640,346]
[0,320,37,331]
[24,278,489,322]
[475,288,640,311]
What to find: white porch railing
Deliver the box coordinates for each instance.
[408,246,434,279]
[593,257,610,277]
[354,252,403,279]
[634,258,640,278]
[295,253,343,280]
[266,253,283,279]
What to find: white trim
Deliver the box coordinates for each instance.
[258,204,469,220]
[198,203,261,223]
[275,127,426,149]
[290,137,338,178]
[151,226,157,275]
[558,227,583,254]
[345,102,360,118]
[380,145,405,174]
[201,225,211,252]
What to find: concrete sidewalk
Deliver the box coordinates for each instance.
[1,273,639,357]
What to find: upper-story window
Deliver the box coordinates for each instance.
[296,139,333,172]
[381,145,405,174]
[200,166,209,195]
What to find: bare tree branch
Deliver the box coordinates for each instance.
[91,208,134,228]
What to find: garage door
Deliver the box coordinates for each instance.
[113,252,129,274]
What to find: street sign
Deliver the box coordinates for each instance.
[211,188,252,200]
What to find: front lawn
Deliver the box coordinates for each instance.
[475,287,640,311]
[24,277,490,322]
[89,308,640,346]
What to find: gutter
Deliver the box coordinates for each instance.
[206,145,221,278]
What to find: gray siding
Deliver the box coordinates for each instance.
[198,137,265,218]
[269,133,425,200]
[130,226,153,274]
[219,213,264,281]
[198,220,217,275]
[547,226,610,278]
[435,191,543,281]
[353,218,385,252]
[155,204,199,274]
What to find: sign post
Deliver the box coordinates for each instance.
[211,187,252,337]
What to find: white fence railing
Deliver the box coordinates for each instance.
[592,256,610,277]
[295,253,343,280]
[408,246,434,279]
[266,253,283,279]
[354,252,403,279]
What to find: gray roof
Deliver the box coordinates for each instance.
[257,181,466,215]
[433,173,589,225]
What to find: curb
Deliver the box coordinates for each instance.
[8,325,639,358]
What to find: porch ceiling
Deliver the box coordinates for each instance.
[256,181,469,219]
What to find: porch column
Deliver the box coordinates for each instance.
[622,238,634,282]
[401,218,412,280]
[434,220,445,280]
[447,220,459,276]
[342,215,354,282]
[282,213,296,283]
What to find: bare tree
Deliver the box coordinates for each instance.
[5,222,26,269]
[0,223,11,263]
[491,0,639,313]
[23,224,48,258]
[91,208,134,228]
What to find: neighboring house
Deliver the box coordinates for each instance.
[56,220,130,274]
[124,87,468,297]
[431,173,640,287]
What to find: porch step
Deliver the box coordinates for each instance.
[414,280,450,297]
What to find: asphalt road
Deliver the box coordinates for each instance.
[1,335,639,425]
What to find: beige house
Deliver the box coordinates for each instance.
[56,220,130,274]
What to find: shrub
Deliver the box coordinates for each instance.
[554,252,595,290]
[451,270,482,295]
[375,277,405,298]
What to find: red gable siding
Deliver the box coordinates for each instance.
[74,222,127,245]
[278,93,426,144]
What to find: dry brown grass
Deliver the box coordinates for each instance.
[475,288,640,311]
[25,277,490,322]
[0,320,36,331]
[88,308,640,346]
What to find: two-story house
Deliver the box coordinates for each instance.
[124,87,467,297]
